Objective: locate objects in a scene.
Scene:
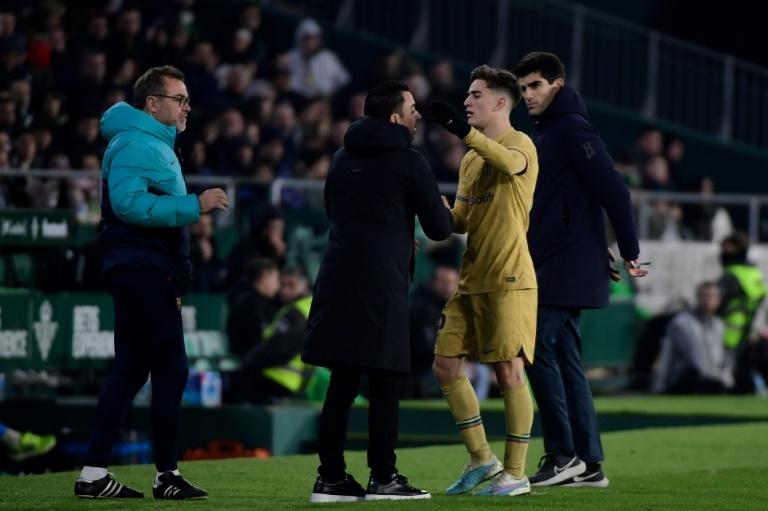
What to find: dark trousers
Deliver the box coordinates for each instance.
[526,306,604,464]
[667,368,728,394]
[86,268,189,472]
[733,339,768,394]
[317,367,406,482]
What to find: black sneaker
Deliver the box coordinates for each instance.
[365,473,431,501]
[529,454,586,487]
[310,473,366,503]
[153,472,208,500]
[561,469,610,488]
[74,473,144,499]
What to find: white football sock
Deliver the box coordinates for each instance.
[155,469,181,485]
[80,466,108,481]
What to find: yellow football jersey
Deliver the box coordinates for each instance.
[451,126,539,294]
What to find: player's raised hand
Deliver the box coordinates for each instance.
[426,101,471,138]
[198,188,229,213]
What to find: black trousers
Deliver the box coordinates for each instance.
[86,268,189,472]
[733,339,768,393]
[317,366,406,482]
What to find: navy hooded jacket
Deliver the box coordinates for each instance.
[527,85,639,309]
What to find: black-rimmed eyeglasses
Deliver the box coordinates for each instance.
[152,94,191,107]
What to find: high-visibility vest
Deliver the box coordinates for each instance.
[261,296,313,393]
[722,264,767,349]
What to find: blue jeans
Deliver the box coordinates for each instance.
[526,306,604,464]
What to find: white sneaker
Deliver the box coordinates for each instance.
[529,454,586,486]
[561,469,609,488]
[473,471,531,497]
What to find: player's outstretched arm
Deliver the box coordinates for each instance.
[426,101,526,175]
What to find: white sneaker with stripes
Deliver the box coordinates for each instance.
[152,471,208,500]
[74,473,144,499]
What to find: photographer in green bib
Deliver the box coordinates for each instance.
[240,267,328,402]
[717,232,767,393]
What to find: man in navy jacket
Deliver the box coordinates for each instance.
[512,52,648,488]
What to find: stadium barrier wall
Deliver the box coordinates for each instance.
[0,291,637,372]
[0,292,229,371]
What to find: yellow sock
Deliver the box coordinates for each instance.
[440,375,492,464]
[502,382,533,478]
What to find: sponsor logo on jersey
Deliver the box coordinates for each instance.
[467,192,494,205]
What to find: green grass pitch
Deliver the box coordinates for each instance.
[1,397,767,510]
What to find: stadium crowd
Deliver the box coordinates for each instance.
[1,2,721,240]
[1,0,762,405]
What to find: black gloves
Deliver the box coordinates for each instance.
[426,101,471,138]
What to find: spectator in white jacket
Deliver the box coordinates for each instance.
[284,18,350,99]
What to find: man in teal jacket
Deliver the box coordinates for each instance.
[75,65,228,500]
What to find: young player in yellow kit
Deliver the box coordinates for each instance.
[427,65,538,497]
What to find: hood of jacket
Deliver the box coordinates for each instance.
[533,84,589,122]
[343,116,412,156]
[100,101,177,148]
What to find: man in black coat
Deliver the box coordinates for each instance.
[302,81,453,502]
[512,52,648,488]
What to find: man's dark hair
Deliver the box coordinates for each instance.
[512,52,566,84]
[364,81,410,120]
[132,65,185,109]
[244,256,279,284]
[469,65,521,109]
[697,281,720,294]
[721,231,750,259]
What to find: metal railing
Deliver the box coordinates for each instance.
[0,169,242,226]
[5,171,768,241]
[632,190,765,242]
[269,178,768,242]
[271,0,768,149]
[268,177,459,205]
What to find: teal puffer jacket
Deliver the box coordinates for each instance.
[99,101,199,291]
[101,101,199,225]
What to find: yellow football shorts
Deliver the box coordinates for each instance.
[435,289,537,364]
